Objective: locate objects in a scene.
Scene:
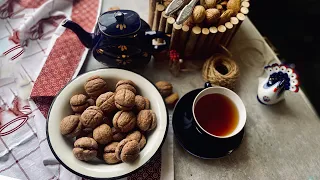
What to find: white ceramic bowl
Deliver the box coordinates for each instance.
[47,68,168,179]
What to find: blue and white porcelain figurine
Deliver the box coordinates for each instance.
[257,63,299,105]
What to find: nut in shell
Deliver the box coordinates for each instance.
[137,110,157,131]
[216,4,223,11]
[113,111,136,133]
[84,76,108,98]
[73,137,98,161]
[114,89,135,111]
[227,0,240,16]
[205,8,220,26]
[93,124,113,145]
[201,0,216,9]
[103,142,121,164]
[218,9,233,25]
[192,5,206,24]
[155,81,173,97]
[115,139,140,163]
[70,94,89,113]
[182,15,195,28]
[80,106,104,128]
[60,115,82,138]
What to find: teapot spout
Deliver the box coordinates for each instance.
[61,19,94,48]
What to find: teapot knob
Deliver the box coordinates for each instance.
[114,11,124,23]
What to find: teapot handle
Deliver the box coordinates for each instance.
[145,31,171,52]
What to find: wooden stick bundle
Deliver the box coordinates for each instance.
[170,23,183,50]
[210,25,226,49]
[179,25,190,55]
[148,0,157,27]
[194,28,210,54]
[184,26,201,57]
[221,22,233,46]
[165,17,175,34]
[152,4,165,31]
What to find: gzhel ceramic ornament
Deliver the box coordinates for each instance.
[257,63,299,105]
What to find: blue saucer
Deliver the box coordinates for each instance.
[172,89,245,159]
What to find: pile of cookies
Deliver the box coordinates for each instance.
[59,76,157,164]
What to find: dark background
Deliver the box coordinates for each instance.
[249,0,320,116]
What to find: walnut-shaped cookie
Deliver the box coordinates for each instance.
[73,137,98,161]
[155,81,173,97]
[112,127,126,141]
[96,92,117,114]
[80,106,103,128]
[93,124,113,145]
[126,131,147,150]
[114,89,135,111]
[115,139,140,163]
[84,76,108,99]
[134,95,150,112]
[113,111,136,133]
[70,94,89,113]
[76,128,93,139]
[103,142,121,164]
[60,115,82,138]
[137,110,157,131]
[87,98,95,106]
[115,80,137,94]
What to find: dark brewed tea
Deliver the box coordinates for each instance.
[194,94,239,136]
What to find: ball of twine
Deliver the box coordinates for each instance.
[202,54,240,90]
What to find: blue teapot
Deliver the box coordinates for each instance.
[62,10,170,68]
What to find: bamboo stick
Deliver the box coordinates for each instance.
[184,26,202,57]
[241,1,250,8]
[205,26,218,55]
[158,11,168,32]
[207,27,218,47]
[148,0,157,27]
[225,17,239,46]
[240,7,249,15]
[170,23,183,50]
[226,13,245,46]
[220,22,233,46]
[152,4,165,31]
[179,25,190,55]
[157,11,169,43]
[210,25,226,49]
[194,28,210,54]
[165,17,175,34]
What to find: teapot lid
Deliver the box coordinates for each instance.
[98,10,141,37]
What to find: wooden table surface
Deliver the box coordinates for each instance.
[80,1,320,179]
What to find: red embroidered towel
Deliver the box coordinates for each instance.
[30,0,99,117]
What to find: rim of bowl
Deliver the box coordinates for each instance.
[46,67,169,179]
